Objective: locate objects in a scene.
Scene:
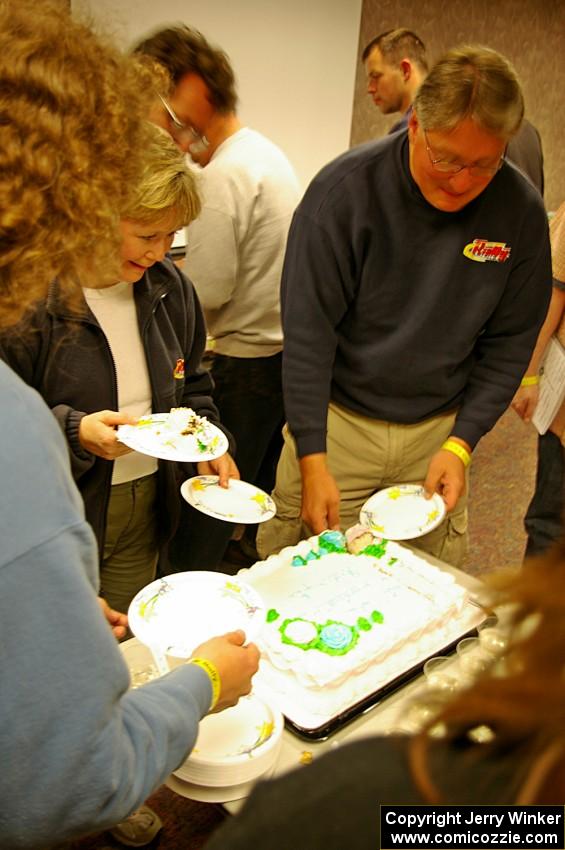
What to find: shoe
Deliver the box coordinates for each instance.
[109,805,163,847]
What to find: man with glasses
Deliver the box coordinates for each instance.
[257,45,551,568]
[135,26,301,571]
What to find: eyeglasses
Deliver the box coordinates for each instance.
[424,130,504,178]
[159,96,209,150]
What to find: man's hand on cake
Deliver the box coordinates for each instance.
[197,452,239,488]
[424,449,466,511]
[299,454,341,533]
[79,410,136,460]
[191,629,260,713]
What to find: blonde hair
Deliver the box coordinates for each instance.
[413,45,524,139]
[411,542,565,804]
[122,124,201,227]
[0,0,156,327]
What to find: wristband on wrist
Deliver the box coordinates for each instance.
[189,658,221,710]
[520,375,539,387]
[441,439,471,468]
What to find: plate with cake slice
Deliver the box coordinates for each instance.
[181,475,276,523]
[359,484,446,540]
[117,407,229,462]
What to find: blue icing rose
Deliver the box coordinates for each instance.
[318,530,346,552]
[320,622,353,650]
[305,549,321,561]
[291,555,307,567]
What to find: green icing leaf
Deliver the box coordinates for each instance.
[362,541,388,558]
[357,617,372,631]
[371,610,384,624]
[266,608,280,623]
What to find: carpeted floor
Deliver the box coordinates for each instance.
[462,407,538,577]
[64,408,539,850]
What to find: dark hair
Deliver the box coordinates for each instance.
[133,25,238,114]
[362,28,428,73]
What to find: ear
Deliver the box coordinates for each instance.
[399,59,411,81]
[408,109,419,140]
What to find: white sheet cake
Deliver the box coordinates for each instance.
[241,531,473,727]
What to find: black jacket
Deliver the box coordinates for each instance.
[0,258,231,559]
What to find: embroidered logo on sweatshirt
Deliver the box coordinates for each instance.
[463,239,511,263]
[173,358,185,379]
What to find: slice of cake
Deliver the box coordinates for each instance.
[241,530,472,727]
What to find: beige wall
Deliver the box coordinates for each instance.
[73,0,362,190]
[351,0,564,211]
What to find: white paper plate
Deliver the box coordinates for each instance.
[117,411,228,462]
[128,572,265,658]
[359,484,446,540]
[181,476,276,524]
[174,692,283,786]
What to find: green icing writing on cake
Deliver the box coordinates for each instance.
[273,532,387,654]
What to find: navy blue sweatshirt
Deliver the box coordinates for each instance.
[281,131,551,457]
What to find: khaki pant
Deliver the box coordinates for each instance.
[257,404,469,567]
[100,473,159,615]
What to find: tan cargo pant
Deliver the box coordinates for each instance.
[257,403,469,567]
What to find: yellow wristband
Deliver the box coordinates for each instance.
[190,658,221,710]
[442,439,471,468]
[520,375,539,387]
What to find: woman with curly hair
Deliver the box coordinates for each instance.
[0,3,258,848]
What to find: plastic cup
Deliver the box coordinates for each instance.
[456,637,492,678]
[120,638,161,689]
[423,656,459,692]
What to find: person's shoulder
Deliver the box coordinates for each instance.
[215,128,298,179]
[299,134,397,217]
[499,159,545,208]
[205,735,419,850]
[0,359,55,432]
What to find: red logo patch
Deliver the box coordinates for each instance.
[173,358,185,379]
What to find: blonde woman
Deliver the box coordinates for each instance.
[2,122,238,614]
[0,4,257,848]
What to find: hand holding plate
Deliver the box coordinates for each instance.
[197,452,240,488]
[80,409,136,459]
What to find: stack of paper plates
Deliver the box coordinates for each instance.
[173,692,283,790]
[119,640,283,803]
